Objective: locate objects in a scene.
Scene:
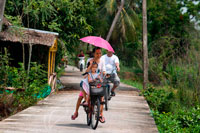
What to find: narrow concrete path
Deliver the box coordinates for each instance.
[0,66,158,133]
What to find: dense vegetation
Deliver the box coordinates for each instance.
[1,0,200,131]
[0,48,49,120]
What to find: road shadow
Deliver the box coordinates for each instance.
[56,123,89,129]
[59,83,80,91]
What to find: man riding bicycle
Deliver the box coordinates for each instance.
[101,50,120,96]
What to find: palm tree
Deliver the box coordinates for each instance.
[0,0,6,31]
[98,0,140,49]
[106,0,124,41]
[142,0,148,89]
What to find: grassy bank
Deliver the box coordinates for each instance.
[119,63,200,132]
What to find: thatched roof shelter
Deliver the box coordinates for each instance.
[0,17,58,46]
[0,17,59,86]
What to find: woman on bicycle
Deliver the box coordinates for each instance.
[71,47,106,123]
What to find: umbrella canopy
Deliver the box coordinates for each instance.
[80,36,114,53]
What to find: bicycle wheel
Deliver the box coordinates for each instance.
[104,86,109,111]
[91,97,100,130]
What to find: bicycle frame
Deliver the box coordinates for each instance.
[82,80,105,130]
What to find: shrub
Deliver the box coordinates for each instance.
[153,106,200,132]
[0,49,49,120]
[142,85,174,112]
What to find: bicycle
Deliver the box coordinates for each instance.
[81,78,105,130]
[103,76,111,111]
[103,68,117,111]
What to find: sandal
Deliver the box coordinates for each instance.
[71,112,78,120]
[99,116,106,123]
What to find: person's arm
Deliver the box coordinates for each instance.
[85,59,94,72]
[115,56,120,72]
[98,74,103,82]
[116,63,120,72]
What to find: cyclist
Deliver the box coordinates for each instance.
[101,50,120,96]
[72,47,106,123]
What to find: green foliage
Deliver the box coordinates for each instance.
[0,50,49,119]
[120,79,143,90]
[153,111,182,132]
[153,106,200,132]
[5,0,101,52]
[0,48,11,87]
[28,62,47,94]
[4,14,22,26]
[98,0,141,65]
[142,85,174,113]
[9,63,27,89]
[142,85,200,132]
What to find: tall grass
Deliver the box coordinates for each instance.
[163,46,200,106]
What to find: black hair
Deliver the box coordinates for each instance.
[92,62,98,67]
[92,47,101,53]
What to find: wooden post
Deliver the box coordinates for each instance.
[48,49,51,81]
[48,38,58,83]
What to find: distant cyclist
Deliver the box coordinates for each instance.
[101,50,120,96]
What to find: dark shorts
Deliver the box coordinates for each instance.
[107,73,120,87]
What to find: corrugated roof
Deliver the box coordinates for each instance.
[0,18,59,47]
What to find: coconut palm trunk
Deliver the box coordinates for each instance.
[0,0,6,32]
[142,0,149,89]
[106,0,125,41]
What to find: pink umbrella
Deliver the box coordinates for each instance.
[80,36,115,53]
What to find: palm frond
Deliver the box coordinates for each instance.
[105,0,117,15]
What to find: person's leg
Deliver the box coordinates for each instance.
[82,90,87,102]
[99,96,105,123]
[111,84,118,92]
[75,96,83,113]
[82,91,89,106]
[111,73,120,96]
[72,92,83,120]
[86,94,90,103]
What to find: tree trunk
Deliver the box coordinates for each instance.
[106,0,125,42]
[22,43,25,67]
[0,0,6,32]
[27,43,32,76]
[142,0,149,89]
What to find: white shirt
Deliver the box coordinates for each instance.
[99,57,106,73]
[87,57,106,73]
[101,54,119,73]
